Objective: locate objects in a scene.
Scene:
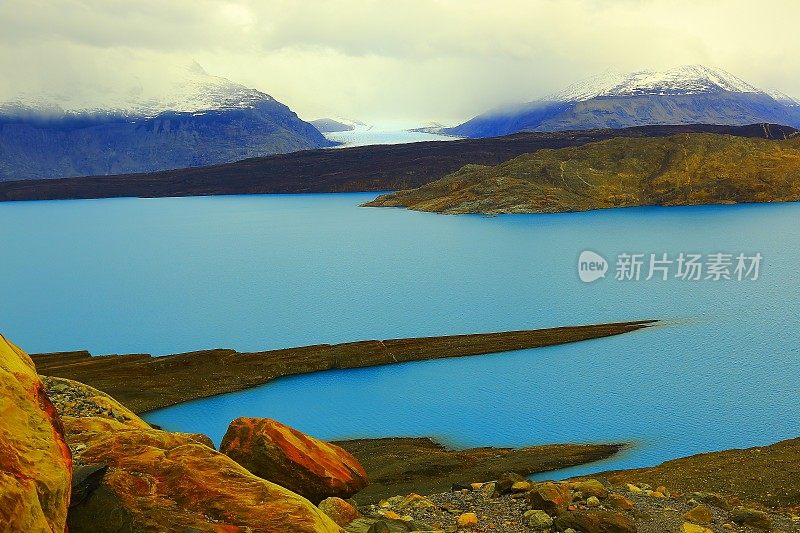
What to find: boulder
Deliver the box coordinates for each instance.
[63,414,213,449]
[681,523,713,533]
[398,493,435,510]
[319,497,361,527]
[574,479,609,499]
[683,505,713,524]
[555,510,637,533]
[730,507,771,530]
[345,516,430,533]
[526,482,573,516]
[0,335,72,532]
[457,512,478,529]
[63,417,342,532]
[366,521,391,533]
[689,491,731,511]
[512,480,534,492]
[524,509,554,529]
[607,494,634,511]
[220,417,368,502]
[479,481,496,499]
[494,472,526,495]
[625,484,642,493]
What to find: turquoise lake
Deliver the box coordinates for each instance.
[1,193,798,477]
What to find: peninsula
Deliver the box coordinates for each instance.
[363,132,800,214]
[31,320,657,413]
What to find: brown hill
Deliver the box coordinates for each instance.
[364,132,800,214]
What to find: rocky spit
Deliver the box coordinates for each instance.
[30,320,657,413]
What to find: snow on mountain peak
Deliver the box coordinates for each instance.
[0,61,274,118]
[546,65,762,102]
[764,88,799,106]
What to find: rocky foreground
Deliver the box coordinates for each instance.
[4,333,800,532]
[353,473,800,532]
[364,132,800,215]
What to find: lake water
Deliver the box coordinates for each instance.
[2,193,798,478]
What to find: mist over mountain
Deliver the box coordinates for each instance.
[446,65,800,138]
[0,63,332,181]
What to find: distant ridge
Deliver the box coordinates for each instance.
[310,117,368,133]
[0,123,795,202]
[446,65,800,138]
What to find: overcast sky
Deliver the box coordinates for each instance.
[1,0,799,125]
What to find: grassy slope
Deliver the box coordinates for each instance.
[364,133,800,214]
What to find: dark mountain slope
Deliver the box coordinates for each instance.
[0,102,333,181]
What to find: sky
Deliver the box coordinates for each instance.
[1,0,799,125]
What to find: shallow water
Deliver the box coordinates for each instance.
[2,193,798,476]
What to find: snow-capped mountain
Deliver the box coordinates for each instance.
[446,65,800,138]
[545,65,760,102]
[0,62,275,118]
[0,63,333,181]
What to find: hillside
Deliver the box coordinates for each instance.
[447,65,800,137]
[364,132,800,214]
[0,63,333,180]
[0,123,794,202]
[310,117,361,133]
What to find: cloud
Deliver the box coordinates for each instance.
[0,0,799,124]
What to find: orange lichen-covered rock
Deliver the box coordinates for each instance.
[65,419,342,532]
[0,335,72,532]
[63,414,214,449]
[527,482,573,516]
[220,417,369,502]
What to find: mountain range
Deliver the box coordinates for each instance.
[445,65,800,137]
[0,124,794,202]
[0,63,333,181]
